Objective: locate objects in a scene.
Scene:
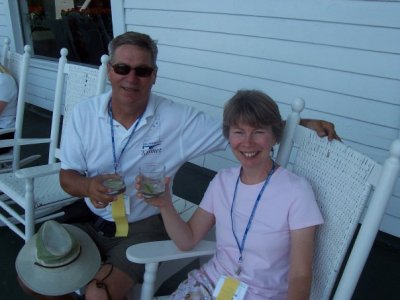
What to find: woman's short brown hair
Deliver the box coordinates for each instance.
[222,90,283,143]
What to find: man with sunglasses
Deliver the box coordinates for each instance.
[33,31,338,300]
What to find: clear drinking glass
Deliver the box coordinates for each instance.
[139,163,166,198]
[102,174,126,195]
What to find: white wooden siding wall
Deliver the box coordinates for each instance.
[0,0,12,51]
[25,59,61,110]
[115,0,400,236]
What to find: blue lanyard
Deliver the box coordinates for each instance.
[230,160,276,275]
[108,100,143,173]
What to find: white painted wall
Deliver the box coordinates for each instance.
[113,0,400,236]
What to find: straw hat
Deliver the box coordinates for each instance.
[16,220,101,296]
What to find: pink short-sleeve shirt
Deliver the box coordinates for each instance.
[200,166,323,300]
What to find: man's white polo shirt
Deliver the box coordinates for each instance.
[61,91,227,222]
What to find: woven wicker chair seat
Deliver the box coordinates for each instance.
[0,172,72,209]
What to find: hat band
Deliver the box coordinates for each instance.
[34,246,81,269]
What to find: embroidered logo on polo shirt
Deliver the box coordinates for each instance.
[142,141,162,155]
[142,114,162,156]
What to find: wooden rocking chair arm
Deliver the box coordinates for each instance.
[0,137,51,148]
[0,128,16,135]
[15,162,61,179]
[126,240,215,264]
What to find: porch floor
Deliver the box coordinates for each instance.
[1,106,399,299]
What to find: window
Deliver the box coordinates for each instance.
[19,0,112,65]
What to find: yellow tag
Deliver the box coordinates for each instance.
[111,194,129,237]
[216,277,240,300]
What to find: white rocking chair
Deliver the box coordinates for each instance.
[0,37,44,173]
[126,98,400,300]
[0,48,109,242]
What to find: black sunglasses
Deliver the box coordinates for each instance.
[110,63,155,77]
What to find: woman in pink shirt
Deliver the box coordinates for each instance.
[137,90,323,300]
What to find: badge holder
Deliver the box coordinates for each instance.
[213,275,248,300]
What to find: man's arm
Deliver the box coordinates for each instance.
[300,119,340,141]
[60,169,118,208]
[60,169,91,198]
[0,101,7,114]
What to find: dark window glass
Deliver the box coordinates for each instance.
[23,0,112,65]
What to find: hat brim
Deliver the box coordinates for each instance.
[16,224,101,296]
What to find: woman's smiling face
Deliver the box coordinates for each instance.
[229,122,276,170]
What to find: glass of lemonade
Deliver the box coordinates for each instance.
[139,163,166,198]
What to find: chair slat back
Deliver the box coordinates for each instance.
[6,52,22,84]
[11,46,32,170]
[1,38,32,170]
[62,63,105,132]
[1,37,11,66]
[1,44,31,127]
[48,49,108,163]
[1,38,23,84]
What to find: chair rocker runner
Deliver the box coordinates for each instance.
[127,98,400,300]
[0,47,109,242]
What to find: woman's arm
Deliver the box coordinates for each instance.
[137,177,215,251]
[287,226,317,300]
[161,204,215,251]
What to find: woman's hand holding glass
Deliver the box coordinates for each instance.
[135,176,173,209]
[88,173,125,208]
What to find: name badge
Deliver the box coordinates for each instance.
[213,275,248,300]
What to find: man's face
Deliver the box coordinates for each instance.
[108,44,157,107]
